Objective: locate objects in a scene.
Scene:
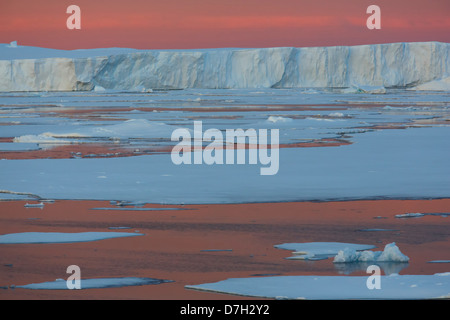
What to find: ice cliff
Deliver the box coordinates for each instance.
[0,41,448,91]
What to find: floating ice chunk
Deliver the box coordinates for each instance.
[90,207,188,211]
[357,85,387,94]
[16,277,172,290]
[333,242,409,263]
[13,119,175,143]
[0,231,143,244]
[13,134,73,144]
[8,41,17,48]
[275,242,376,261]
[132,85,153,93]
[94,85,106,92]
[358,228,397,232]
[266,116,292,123]
[410,76,450,91]
[328,112,345,118]
[24,202,44,208]
[377,243,410,262]
[395,212,425,218]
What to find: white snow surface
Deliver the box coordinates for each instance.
[0,42,448,91]
[186,273,450,299]
[0,232,143,244]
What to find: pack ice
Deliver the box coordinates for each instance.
[0,41,448,91]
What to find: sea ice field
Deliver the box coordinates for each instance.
[0,42,449,299]
[0,88,449,204]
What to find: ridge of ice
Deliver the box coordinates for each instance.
[0,42,448,91]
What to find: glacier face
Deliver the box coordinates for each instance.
[0,42,448,91]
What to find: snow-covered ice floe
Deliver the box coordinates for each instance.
[24,202,45,208]
[276,242,409,268]
[395,212,426,218]
[15,277,172,290]
[185,273,450,299]
[0,232,143,244]
[395,212,450,218]
[12,119,176,146]
[274,242,376,261]
[90,207,190,211]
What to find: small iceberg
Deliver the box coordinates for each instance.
[333,242,409,263]
[266,116,293,123]
[93,85,106,92]
[274,242,376,261]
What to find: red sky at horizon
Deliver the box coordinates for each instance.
[1,0,449,50]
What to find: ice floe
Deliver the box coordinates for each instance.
[15,277,172,290]
[24,202,45,208]
[0,89,449,205]
[13,119,176,145]
[0,232,143,244]
[395,212,449,218]
[186,273,450,299]
[90,207,189,211]
[395,213,425,218]
[274,242,376,261]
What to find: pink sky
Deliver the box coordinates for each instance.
[0,0,449,49]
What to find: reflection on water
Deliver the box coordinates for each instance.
[334,262,409,275]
